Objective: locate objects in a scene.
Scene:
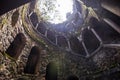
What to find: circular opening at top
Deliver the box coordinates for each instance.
[36,0,77,24]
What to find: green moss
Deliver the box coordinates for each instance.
[2,18,7,25]
[2,52,16,61]
[0,17,7,29]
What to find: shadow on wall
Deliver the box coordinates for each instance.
[67,75,79,80]
[0,0,32,16]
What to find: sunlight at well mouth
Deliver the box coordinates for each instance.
[36,0,75,24]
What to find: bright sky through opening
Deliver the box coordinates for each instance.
[36,0,74,24]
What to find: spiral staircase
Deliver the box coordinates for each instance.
[0,0,120,80]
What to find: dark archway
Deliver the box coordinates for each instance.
[6,33,26,59]
[24,46,41,74]
[45,62,58,80]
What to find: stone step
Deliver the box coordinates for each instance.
[24,46,41,74]
[6,33,26,59]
